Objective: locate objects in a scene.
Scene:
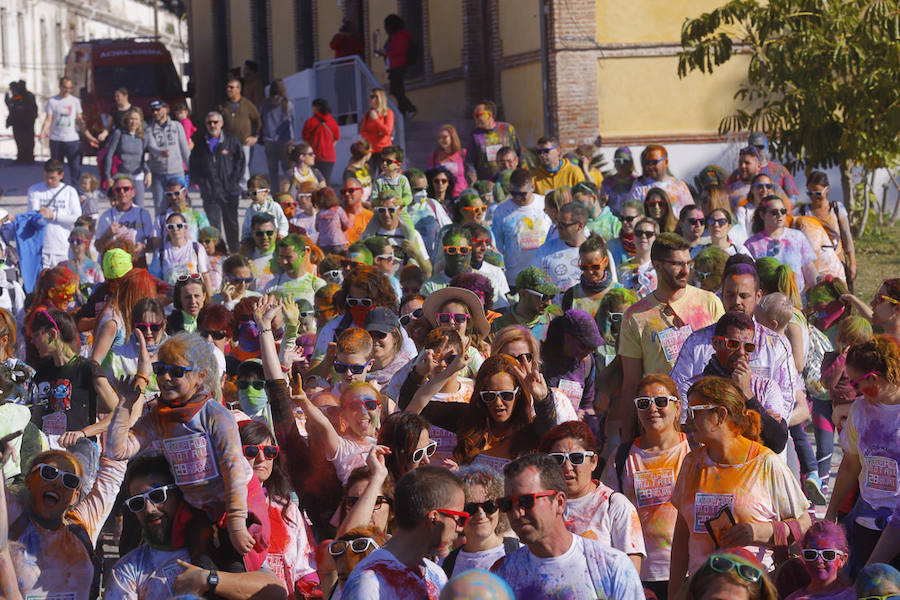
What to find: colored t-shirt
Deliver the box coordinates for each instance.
[263,272,326,306]
[670,442,810,573]
[341,547,447,599]
[604,435,691,581]
[784,587,856,600]
[537,236,581,294]
[96,205,155,246]
[372,173,413,207]
[249,248,276,292]
[330,435,376,484]
[466,122,521,180]
[493,534,644,600]
[151,241,210,285]
[315,206,352,248]
[105,544,191,600]
[628,177,695,217]
[491,196,552,284]
[31,356,104,440]
[601,174,639,217]
[266,498,318,589]
[744,228,817,291]
[346,208,374,243]
[619,285,725,375]
[156,208,210,242]
[533,159,586,195]
[587,206,622,241]
[617,257,657,298]
[563,481,646,558]
[45,94,82,142]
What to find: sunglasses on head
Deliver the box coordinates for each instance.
[33,463,81,490]
[707,554,763,584]
[634,395,677,410]
[346,297,373,307]
[715,336,757,353]
[435,508,469,527]
[399,307,424,326]
[345,397,380,411]
[497,490,556,513]
[464,500,499,516]
[242,445,279,460]
[238,379,265,391]
[135,322,164,333]
[329,537,380,557]
[254,229,276,237]
[438,312,469,325]
[176,273,201,282]
[333,361,371,375]
[412,440,438,463]
[124,484,176,512]
[166,222,187,231]
[479,388,518,403]
[152,362,194,378]
[801,548,844,562]
[548,451,595,466]
[343,495,391,510]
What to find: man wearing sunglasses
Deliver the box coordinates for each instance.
[493,267,562,343]
[532,135,585,195]
[27,158,82,268]
[421,226,474,296]
[342,466,466,598]
[107,452,283,598]
[627,144,694,217]
[491,168,551,286]
[155,176,210,243]
[463,222,510,309]
[146,99,191,215]
[537,202,590,293]
[724,132,799,204]
[600,146,638,217]
[95,173,157,256]
[367,193,432,278]
[189,110,245,253]
[493,454,644,599]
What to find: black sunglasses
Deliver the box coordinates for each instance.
[333,362,369,375]
[199,329,228,340]
[399,307,424,326]
[464,500,499,516]
[237,379,265,390]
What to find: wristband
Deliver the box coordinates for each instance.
[259,327,272,334]
[133,373,150,386]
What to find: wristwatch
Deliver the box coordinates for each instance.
[207,569,219,594]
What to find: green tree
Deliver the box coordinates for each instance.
[678,0,900,233]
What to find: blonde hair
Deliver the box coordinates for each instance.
[686,376,761,442]
[369,88,388,116]
[78,173,99,192]
[122,108,145,138]
[757,293,794,330]
[158,332,222,400]
[336,328,374,358]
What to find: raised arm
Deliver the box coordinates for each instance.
[336,445,390,536]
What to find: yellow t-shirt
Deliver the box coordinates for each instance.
[618,285,724,375]
[533,159,587,195]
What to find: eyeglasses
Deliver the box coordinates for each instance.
[537,146,559,154]
[375,206,398,216]
[340,187,362,195]
[706,217,728,226]
[520,288,554,302]
[165,189,186,197]
[686,404,718,420]
[479,388,519,403]
[32,463,81,490]
[176,273,201,282]
[801,548,844,562]
[227,275,254,284]
[113,186,133,193]
[254,229,276,238]
[200,239,217,245]
[849,370,880,392]
[444,245,471,256]
[69,238,89,245]
[635,230,656,239]
[435,508,470,527]
[242,445,279,460]
[509,352,533,365]
[438,312,469,324]
[399,307,424,326]
[135,322,164,333]
[343,495,391,510]
[464,500,499,516]
[548,451,596,466]
[412,441,438,463]
[768,208,788,216]
[462,206,486,216]
[124,484,176,512]
[498,490,557,513]
[579,262,607,272]
[634,395,677,410]
[751,183,775,191]
[346,297,373,307]
[707,554,763,584]
[643,157,665,166]
[608,312,623,323]
[807,190,826,199]
[237,379,265,391]
[249,188,270,196]
[714,336,757,353]
[166,222,187,231]
[333,362,371,376]
[329,537,381,557]
[199,329,228,340]
[152,362,194,378]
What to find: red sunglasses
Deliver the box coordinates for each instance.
[435,508,469,527]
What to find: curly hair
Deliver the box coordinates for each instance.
[846,334,900,385]
[158,332,221,399]
[338,264,398,311]
[197,303,237,340]
[457,464,510,535]
[686,376,761,442]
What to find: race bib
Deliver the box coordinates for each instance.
[657,325,693,364]
[865,456,899,492]
[161,562,184,595]
[557,379,584,412]
[42,411,67,436]
[633,468,676,508]
[486,144,503,162]
[163,432,220,485]
[429,426,458,465]
[472,453,511,473]
[516,219,546,251]
[694,492,734,533]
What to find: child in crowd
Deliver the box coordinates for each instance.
[409,327,473,404]
[371,146,412,208]
[242,174,289,240]
[822,315,874,432]
[294,182,319,241]
[78,173,101,218]
[785,520,855,600]
[173,102,196,151]
[314,187,351,254]
[199,226,227,291]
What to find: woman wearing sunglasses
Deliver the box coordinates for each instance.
[679,549,778,600]
[401,354,557,467]
[825,336,900,573]
[669,376,810,598]
[840,278,900,342]
[8,447,128,600]
[428,125,469,198]
[702,207,751,257]
[539,421,646,574]
[734,173,785,242]
[604,375,690,599]
[426,165,457,214]
[561,235,620,318]
[104,297,167,394]
[324,525,388,599]
[617,216,659,298]
[782,521,854,600]
[455,189,489,226]
[422,286,491,380]
[441,465,521,577]
[91,267,157,366]
[238,420,319,594]
[643,188,678,233]
[61,226,104,291]
[745,195,818,293]
[150,212,212,290]
[214,254,261,310]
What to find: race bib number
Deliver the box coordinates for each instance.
[557,379,584,412]
[429,426,458,465]
[42,411,67,436]
[865,456,899,492]
[267,553,293,589]
[486,144,503,162]
[694,492,734,533]
[633,469,676,508]
[161,562,184,595]
[472,454,511,473]
[163,432,220,485]
[657,325,693,364]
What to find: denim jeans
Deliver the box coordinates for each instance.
[49,139,82,184]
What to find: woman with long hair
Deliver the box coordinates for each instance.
[793,171,856,283]
[90,267,157,365]
[360,88,394,156]
[260,78,294,188]
[745,195,818,293]
[165,274,210,334]
[287,142,326,191]
[104,296,168,393]
[668,376,810,598]
[703,207,750,256]
[617,217,659,298]
[376,411,435,482]
[644,187,678,233]
[425,165,456,213]
[103,107,148,202]
[734,173,788,241]
[428,124,468,196]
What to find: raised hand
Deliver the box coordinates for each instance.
[366,444,391,480]
[253,294,282,329]
[511,358,549,401]
[281,296,300,325]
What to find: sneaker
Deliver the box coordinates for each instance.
[804,473,827,506]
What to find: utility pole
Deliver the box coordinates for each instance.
[153,0,159,37]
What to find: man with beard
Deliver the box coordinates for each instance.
[492,454,643,599]
[421,226,474,296]
[105,452,286,599]
[618,233,724,440]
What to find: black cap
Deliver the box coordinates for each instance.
[364,307,400,334]
[149,99,167,110]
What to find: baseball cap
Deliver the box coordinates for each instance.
[515,267,560,296]
[149,99,167,111]
[747,132,768,150]
[165,175,188,189]
[613,146,633,162]
[560,309,604,348]
[102,248,133,279]
[364,307,400,334]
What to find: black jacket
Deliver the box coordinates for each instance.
[189,130,244,198]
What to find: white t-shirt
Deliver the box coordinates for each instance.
[341,547,447,600]
[494,534,644,600]
[105,544,191,600]
[27,182,82,258]
[152,241,210,285]
[96,205,155,246]
[330,435,376,484]
[447,542,512,577]
[476,261,511,309]
[537,236,581,293]
[563,482,646,557]
[45,94,82,142]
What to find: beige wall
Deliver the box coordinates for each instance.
[271,1,297,78]
[596,54,750,136]
[428,1,463,72]
[316,1,343,64]
[407,80,467,120]
[501,63,544,146]
[498,0,541,56]
[595,0,726,44]
[227,0,252,68]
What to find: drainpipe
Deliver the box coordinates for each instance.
[538,0,552,137]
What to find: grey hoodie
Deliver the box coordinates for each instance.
[145,117,190,175]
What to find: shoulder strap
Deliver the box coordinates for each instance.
[44,183,70,207]
[503,536,519,555]
[614,440,634,492]
[442,546,461,578]
[69,522,102,600]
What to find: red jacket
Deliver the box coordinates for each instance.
[360,110,395,153]
[385,29,411,70]
[301,112,340,163]
[330,32,364,58]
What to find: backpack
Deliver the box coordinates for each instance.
[441,536,519,578]
[406,36,423,66]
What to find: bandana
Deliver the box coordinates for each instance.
[239,387,269,416]
[156,391,209,419]
[580,269,611,294]
[621,232,636,256]
[349,304,373,328]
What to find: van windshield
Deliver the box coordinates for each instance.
[94,63,182,99]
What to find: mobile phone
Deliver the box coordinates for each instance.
[705,504,736,548]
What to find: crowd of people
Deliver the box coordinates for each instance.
[3,60,900,600]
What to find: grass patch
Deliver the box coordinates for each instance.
[853,223,900,301]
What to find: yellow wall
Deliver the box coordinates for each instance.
[500,63,544,145]
[428,1,463,72]
[498,0,541,56]
[407,80,467,120]
[316,1,343,64]
[368,0,394,82]
[596,54,750,136]
[596,0,727,44]
[227,0,252,67]
[271,2,297,78]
